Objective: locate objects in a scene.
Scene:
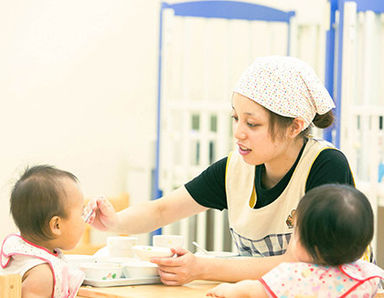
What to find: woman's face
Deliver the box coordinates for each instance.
[232,93,289,166]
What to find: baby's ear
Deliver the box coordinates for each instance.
[49,216,62,237]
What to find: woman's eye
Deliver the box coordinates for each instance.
[231,115,238,121]
[247,122,258,128]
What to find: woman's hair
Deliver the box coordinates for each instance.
[10,165,78,241]
[295,184,373,266]
[268,110,334,140]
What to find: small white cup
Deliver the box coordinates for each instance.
[132,245,173,261]
[107,236,138,258]
[153,234,184,249]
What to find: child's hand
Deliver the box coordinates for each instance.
[206,283,237,297]
[87,197,118,231]
[207,280,267,298]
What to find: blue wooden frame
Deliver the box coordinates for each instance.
[324,0,384,147]
[154,1,295,236]
[161,1,295,22]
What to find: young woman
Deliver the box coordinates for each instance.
[90,56,356,285]
[207,184,384,298]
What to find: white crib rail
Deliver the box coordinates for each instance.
[158,6,326,253]
[338,2,384,255]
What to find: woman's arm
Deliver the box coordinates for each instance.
[153,234,297,285]
[22,263,53,298]
[152,249,290,285]
[91,186,208,234]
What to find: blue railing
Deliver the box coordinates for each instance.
[154,1,295,236]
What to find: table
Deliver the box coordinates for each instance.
[77,281,384,298]
[77,280,219,298]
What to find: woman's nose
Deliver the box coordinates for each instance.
[233,123,246,140]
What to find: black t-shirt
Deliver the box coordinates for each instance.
[185,145,354,211]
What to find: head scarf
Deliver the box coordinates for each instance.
[233,56,335,129]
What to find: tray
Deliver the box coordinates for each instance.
[83,276,161,287]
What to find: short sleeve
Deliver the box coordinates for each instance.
[184,157,228,210]
[306,149,355,191]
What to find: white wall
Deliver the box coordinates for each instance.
[0,0,160,242]
[0,0,328,243]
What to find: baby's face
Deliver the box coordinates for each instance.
[57,178,86,250]
[290,228,312,263]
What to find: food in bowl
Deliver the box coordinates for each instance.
[122,260,159,278]
[79,262,123,280]
[132,245,173,261]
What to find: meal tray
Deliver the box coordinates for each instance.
[83,276,161,287]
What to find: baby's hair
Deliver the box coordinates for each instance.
[296,184,373,266]
[10,165,79,241]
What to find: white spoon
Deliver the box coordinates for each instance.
[192,241,209,254]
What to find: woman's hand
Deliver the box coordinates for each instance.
[87,197,119,231]
[150,248,201,285]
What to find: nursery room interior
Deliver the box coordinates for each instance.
[1,0,384,297]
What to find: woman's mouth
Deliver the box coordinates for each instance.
[238,144,251,155]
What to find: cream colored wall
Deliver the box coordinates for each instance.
[0,0,159,242]
[0,0,328,244]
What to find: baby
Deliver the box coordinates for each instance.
[207,184,384,297]
[1,165,87,297]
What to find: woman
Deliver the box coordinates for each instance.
[90,56,354,285]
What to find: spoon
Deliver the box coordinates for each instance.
[192,241,209,254]
[82,206,95,223]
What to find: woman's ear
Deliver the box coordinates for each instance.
[289,118,305,138]
[49,216,62,237]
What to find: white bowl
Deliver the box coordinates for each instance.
[65,254,95,265]
[95,257,137,264]
[122,260,159,278]
[153,235,184,248]
[79,262,123,280]
[107,236,138,257]
[132,245,173,261]
[107,236,138,248]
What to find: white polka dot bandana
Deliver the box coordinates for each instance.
[233,56,335,129]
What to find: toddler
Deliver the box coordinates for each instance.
[207,184,384,297]
[1,165,87,297]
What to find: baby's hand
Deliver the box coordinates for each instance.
[207,280,266,298]
[206,283,236,297]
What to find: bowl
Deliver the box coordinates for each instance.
[95,257,137,264]
[107,236,138,257]
[65,254,96,266]
[79,262,123,280]
[153,235,184,248]
[132,245,173,261]
[122,260,159,278]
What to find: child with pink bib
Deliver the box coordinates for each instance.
[1,165,87,297]
[207,184,384,297]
